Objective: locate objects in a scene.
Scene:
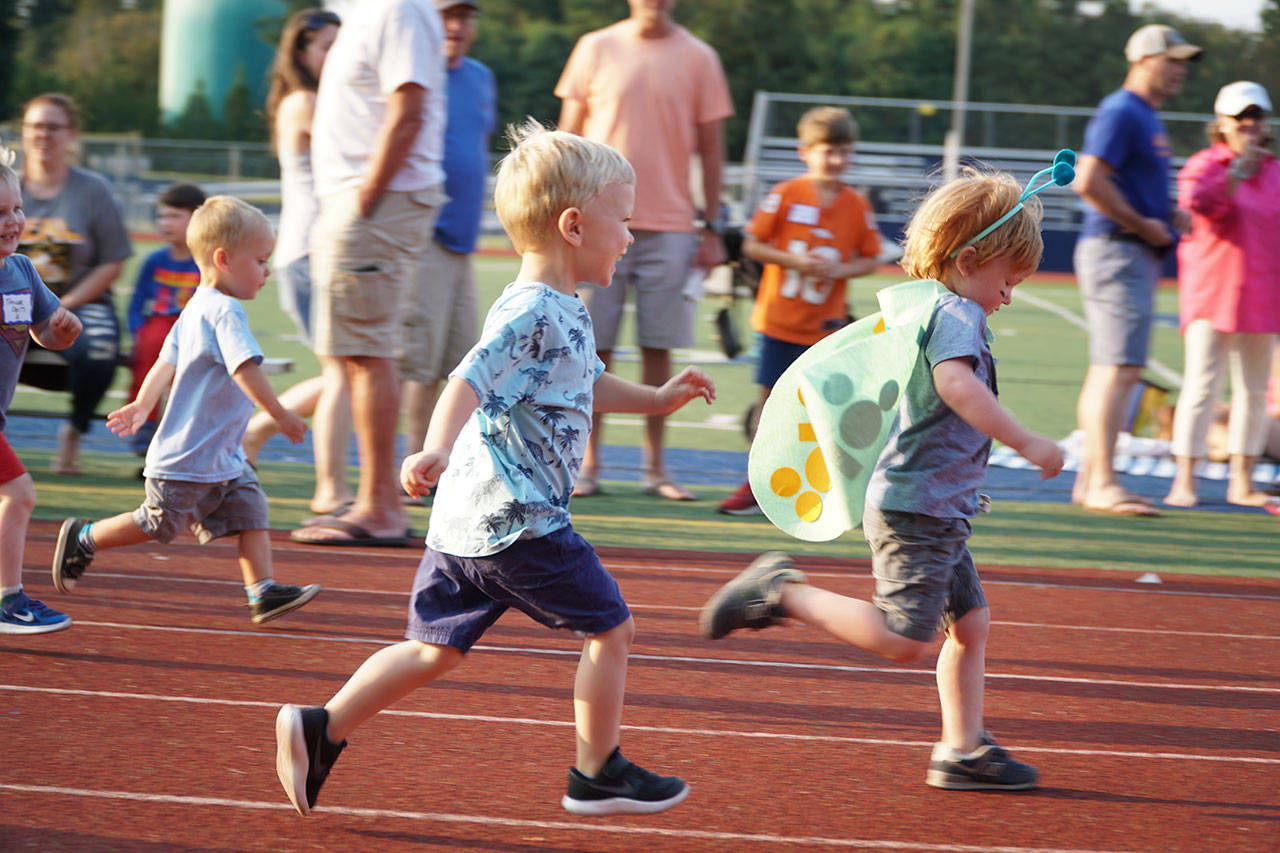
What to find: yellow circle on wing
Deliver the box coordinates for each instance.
[795,491,822,522]
[806,447,831,492]
[771,467,802,497]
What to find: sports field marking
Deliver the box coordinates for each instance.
[2,685,1275,766]
[0,783,1131,853]
[29,624,1280,694]
[1014,291,1181,387]
[26,560,1280,604]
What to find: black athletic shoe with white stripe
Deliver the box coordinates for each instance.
[561,747,689,815]
[275,704,346,816]
[249,583,321,624]
[925,733,1039,791]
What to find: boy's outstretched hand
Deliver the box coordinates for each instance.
[655,366,716,414]
[401,449,450,499]
[106,402,148,438]
[1020,434,1064,480]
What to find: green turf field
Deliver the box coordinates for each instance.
[12,243,1279,578]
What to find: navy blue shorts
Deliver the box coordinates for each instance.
[755,334,810,388]
[405,524,631,652]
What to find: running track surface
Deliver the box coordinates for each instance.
[5,520,1278,852]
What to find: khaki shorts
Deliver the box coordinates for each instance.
[311,186,444,359]
[132,469,268,545]
[578,229,698,351]
[399,237,478,384]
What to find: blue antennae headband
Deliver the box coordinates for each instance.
[950,149,1076,258]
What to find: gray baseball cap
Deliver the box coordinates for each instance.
[1124,24,1202,62]
[436,0,478,10]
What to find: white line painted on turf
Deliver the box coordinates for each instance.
[22,627,1280,694]
[1,686,1275,766]
[0,783,1131,852]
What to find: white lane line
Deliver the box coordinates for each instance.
[1015,291,1181,387]
[0,783,1130,852]
[27,562,1280,605]
[1,686,1275,766]
[25,626,1280,694]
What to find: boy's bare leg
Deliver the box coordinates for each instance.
[781,584,929,664]
[309,360,354,515]
[0,474,36,588]
[237,529,273,586]
[87,513,154,550]
[1164,456,1200,507]
[324,640,464,742]
[573,617,634,776]
[935,606,989,753]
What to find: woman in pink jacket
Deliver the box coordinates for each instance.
[1165,82,1280,508]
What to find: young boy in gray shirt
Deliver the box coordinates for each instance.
[702,167,1064,792]
[50,196,321,624]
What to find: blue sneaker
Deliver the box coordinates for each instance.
[0,591,72,634]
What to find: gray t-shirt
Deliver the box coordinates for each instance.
[0,254,60,430]
[143,288,262,483]
[19,167,133,302]
[865,291,995,519]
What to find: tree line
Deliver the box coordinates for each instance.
[2,0,1277,158]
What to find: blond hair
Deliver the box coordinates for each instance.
[900,167,1043,282]
[493,118,635,252]
[186,196,271,266]
[797,106,858,147]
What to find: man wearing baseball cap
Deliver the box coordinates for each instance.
[1070,24,1201,517]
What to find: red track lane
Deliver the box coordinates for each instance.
[4,520,1278,851]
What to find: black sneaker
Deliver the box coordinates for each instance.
[925,733,1039,791]
[699,551,806,640]
[249,583,321,624]
[561,747,689,815]
[275,704,346,816]
[51,518,93,593]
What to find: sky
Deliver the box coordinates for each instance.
[1134,0,1268,31]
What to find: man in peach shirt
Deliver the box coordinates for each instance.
[556,0,732,501]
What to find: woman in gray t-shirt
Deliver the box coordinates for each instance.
[18,93,132,474]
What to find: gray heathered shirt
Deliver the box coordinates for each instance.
[864,291,995,519]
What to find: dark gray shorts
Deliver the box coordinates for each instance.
[862,507,987,642]
[132,468,269,545]
[405,524,631,653]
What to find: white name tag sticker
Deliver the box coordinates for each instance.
[786,203,820,226]
[2,292,33,325]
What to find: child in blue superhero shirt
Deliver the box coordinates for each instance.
[276,122,716,818]
[0,158,82,634]
[702,166,1065,792]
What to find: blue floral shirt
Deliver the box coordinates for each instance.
[426,281,605,556]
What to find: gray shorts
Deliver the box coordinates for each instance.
[399,237,478,384]
[578,229,698,351]
[132,468,269,545]
[862,507,987,642]
[1074,235,1161,366]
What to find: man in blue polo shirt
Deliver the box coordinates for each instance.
[401,0,498,457]
[1071,23,1201,517]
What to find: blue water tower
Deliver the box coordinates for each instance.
[159,0,285,123]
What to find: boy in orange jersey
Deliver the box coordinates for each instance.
[719,107,882,515]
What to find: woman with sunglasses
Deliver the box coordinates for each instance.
[1165,82,1280,508]
[243,8,353,519]
[17,93,133,475]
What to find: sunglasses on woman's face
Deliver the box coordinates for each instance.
[1233,107,1266,121]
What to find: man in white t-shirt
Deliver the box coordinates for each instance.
[556,0,733,502]
[293,0,446,546]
